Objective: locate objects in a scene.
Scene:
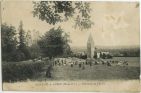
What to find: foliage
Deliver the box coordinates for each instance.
[99,52,112,59]
[1,22,36,62]
[33,1,93,30]
[135,3,139,8]
[1,23,17,61]
[18,21,31,60]
[29,43,42,58]
[25,30,32,46]
[2,61,48,82]
[38,27,71,58]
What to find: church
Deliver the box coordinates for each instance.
[87,34,95,59]
[87,34,112,59]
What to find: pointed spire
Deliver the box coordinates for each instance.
[87,32,95,59]
[87,33,94,44]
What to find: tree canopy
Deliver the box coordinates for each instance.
[2,22,33,62]
[18,21,31,60]
[1,23,17,61]
[33,1,93,30]
[38,27,71,58]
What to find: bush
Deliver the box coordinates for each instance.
[2,61,48,82]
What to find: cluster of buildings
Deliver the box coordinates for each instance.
[72,34,112,59]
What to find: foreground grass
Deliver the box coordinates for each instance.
[53,65,139,80]
[33,65,140,81]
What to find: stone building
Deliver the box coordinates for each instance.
[87,34,95,59]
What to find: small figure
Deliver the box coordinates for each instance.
[107,62,111,66]
[46,66,52,78]
[79,63,82,68]
[71,63,73,67]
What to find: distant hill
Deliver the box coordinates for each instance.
[71,45,139,52]
[71,45,140,57]
[71,46,87,53]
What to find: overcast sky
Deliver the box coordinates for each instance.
[2,1,140,47]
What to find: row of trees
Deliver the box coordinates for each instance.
[2,21,32,62]
[2,22,71,62]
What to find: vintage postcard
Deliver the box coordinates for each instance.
[1,0,140,92]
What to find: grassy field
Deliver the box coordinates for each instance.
[51,65,139,80]
[2,57,139,81]
[33,57,140,81]
[3,57,140,91]
[105,57,140,67]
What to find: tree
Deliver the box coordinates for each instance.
[38,27,71,58]
[33,1,93,30]
[18,21,25,49]
[29,43,41,59]
[18,21,31,60]
[25,30,32,47]
[1,23,17,61]
[102,53,106,59]
[136,2,139,8]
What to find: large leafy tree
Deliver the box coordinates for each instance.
[38,27,71,58]
[33,1,93,30]
[1,23,17,61]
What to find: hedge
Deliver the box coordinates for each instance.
[2,60,48,82]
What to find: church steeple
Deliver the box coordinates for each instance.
[87,34,94,45]
[87,33,95,59]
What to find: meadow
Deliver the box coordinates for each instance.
[2,57,140,91]
[33,57,140,81]
[2,57,140,82]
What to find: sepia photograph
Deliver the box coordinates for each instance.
[1,0,140,92]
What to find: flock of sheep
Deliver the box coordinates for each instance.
[22,57,129,78]
[52,57,128,67]
[29,56,128,68]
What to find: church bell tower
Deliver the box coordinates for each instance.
[87,34,95,59]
